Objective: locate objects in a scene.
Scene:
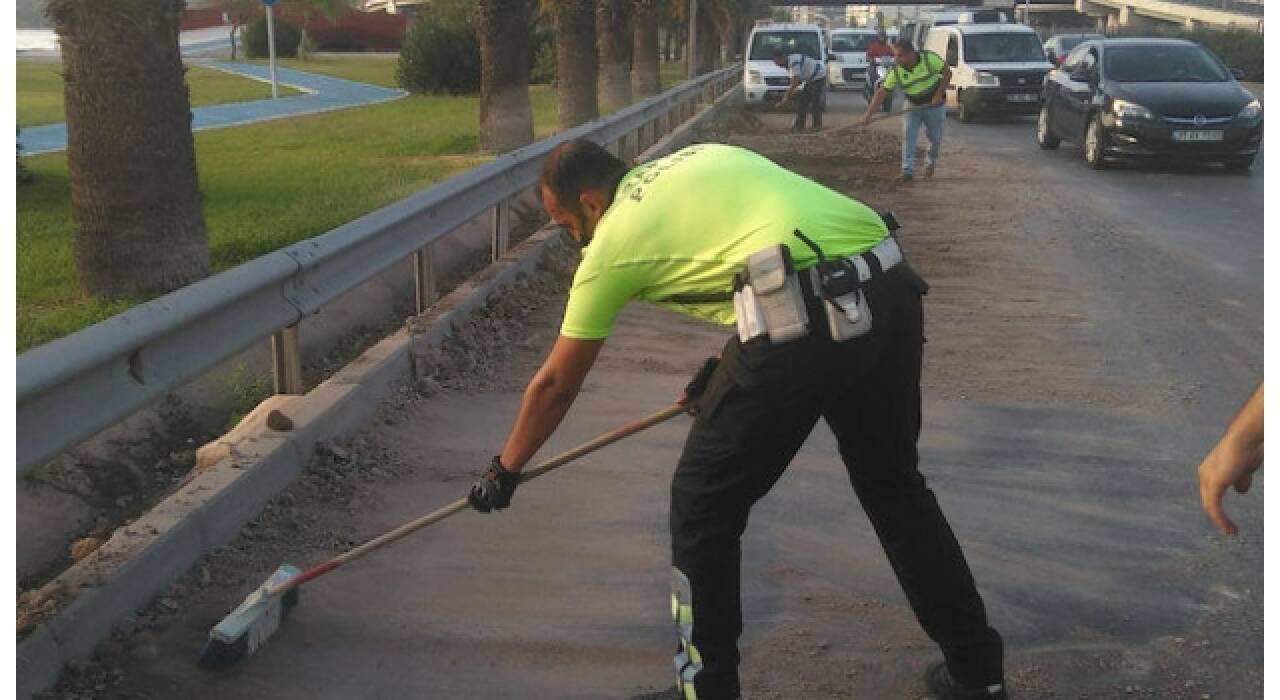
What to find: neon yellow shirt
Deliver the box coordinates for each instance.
[559,144,889,340]
[882,50,945,97]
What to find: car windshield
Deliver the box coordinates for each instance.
[748,31,823,60]
[1105,45,1229,82]
[964,33,1046,62]
[831,34,874,52]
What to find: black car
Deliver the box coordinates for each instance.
[1036,38,1262,170]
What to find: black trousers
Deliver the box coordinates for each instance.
[792,78,825,130]
[669,266,1004,699]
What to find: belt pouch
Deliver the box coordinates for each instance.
[812,269,873,341]
[746,244,809,344]
[733,274,767,343]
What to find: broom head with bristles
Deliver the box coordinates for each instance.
[198,564,301,669]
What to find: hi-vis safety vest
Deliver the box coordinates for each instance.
[884,50,945,105]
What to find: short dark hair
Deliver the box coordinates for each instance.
[539,140,629,215]
[894,38,916,53]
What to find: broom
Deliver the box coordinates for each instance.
[197,401,690,669]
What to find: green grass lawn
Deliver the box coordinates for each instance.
[16,59,691,351]
[16,60,304,128]
[245,55,402,89]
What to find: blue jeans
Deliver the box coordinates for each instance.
[902,103,945,176]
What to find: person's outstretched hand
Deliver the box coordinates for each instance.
[1198,438,1262,535]
[1197,383,1264,536]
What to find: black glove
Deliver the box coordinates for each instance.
[468,456,520,513]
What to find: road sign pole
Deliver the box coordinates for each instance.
[265,2,280,99]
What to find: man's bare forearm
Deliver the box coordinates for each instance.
[1223,383,1264,452]
[498,337,603,471]
[500,370,581,471]
[864,88,887,116]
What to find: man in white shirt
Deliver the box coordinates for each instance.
[773,50,826,131]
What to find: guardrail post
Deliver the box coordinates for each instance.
[414,245,436,313]
[491,200,510,262]
[271,324,304,395]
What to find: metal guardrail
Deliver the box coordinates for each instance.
[17,65,742,475]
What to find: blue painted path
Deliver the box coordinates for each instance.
[20,62,407,155]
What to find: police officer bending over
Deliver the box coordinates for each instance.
[469,140,1007,700]
[774,49,826,131]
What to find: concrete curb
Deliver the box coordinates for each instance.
[16,228,564,699]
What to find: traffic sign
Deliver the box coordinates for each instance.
[261,0,277,6]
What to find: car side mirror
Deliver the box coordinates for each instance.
[1230,67,1246,80]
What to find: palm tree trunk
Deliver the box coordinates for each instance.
[477,0,534,153]
[552,0,598,129]
[695,8,717,74]
[631,0,660,97]
[48,0,211,300]
[596,0,632,111]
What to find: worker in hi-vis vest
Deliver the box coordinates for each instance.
[862,39,952,182]
[468,140,1006,700]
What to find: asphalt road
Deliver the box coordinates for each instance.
[801,88,1263,425]
[77,90,1264,700]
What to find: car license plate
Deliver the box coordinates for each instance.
[1173,130,1224,142]
[1006,93,1038,103]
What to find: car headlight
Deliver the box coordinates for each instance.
[974,71,1000,87]
[1111,99,1155,120]
[1238,99,1262,120]
[747,70,763,85]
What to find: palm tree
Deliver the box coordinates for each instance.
[631,0,661,97]
[47,0,211,300]
[547,0,599,129]
[597,0,633,111]
[693,3,720,74]
[476,0,535,152]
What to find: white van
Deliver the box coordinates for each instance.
[909,8,1007,49]
[923,22,1052,121]
[826,28,879,89]
[743,22,827,105]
